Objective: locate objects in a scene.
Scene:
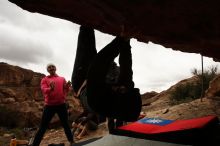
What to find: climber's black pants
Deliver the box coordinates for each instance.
[32,104,73,146]
[71,26,97,93]
[87,37,142,121]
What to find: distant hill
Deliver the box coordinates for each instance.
[141,75,220,120]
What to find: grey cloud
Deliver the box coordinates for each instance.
[0,1,27,25]
[0,1,75,65]
[0,1,74,32]
[0,47,49,64]
[0,24,52,64]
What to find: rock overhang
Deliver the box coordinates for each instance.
[8,0,220,60]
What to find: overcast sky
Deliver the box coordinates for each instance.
[1,1,220,94]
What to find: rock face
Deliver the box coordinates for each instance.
[1,62,219,128]
[142,75,219,120]
[0,62,82,128]
[142,76,200,112]
[205,74,220,98]
[8,0,220,60]
[0,62,45,127]
[205,75,220,116]
[141,91,158,106]
[0,62,44,100]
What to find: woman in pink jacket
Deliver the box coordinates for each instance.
[31,64,74,146]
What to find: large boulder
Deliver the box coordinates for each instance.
[0,63,45,127]
[205,74,220,98]
[141,76,218,120]
[0,62,42,86]
[205,75,220,116]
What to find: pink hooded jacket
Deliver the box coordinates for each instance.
[41,74,70,105]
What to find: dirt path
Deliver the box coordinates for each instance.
[40,123,108,146]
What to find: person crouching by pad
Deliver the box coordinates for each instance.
[72,112,99,140]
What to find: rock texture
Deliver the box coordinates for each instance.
[0,62,45,127]
[205,74,220,98]
[1,62,219,128]
[8,0,220,60]
[0,62,81,127]
[205,75,220,117]
[143,76,201,113]
[142,75,220,120]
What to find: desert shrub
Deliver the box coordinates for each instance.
[170,82,201,105]
[170,65,219,105]
[0,106,20,128]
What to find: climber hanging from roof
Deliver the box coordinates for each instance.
[71,25,142,125]
[71,26,97,97]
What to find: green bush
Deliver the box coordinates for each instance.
[170,65,219,105]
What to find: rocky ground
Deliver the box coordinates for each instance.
[40,123,108,146]
[0,97,218,146]
[1,63,220,146]
[37,74,220,146]
[28,97,217,146]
